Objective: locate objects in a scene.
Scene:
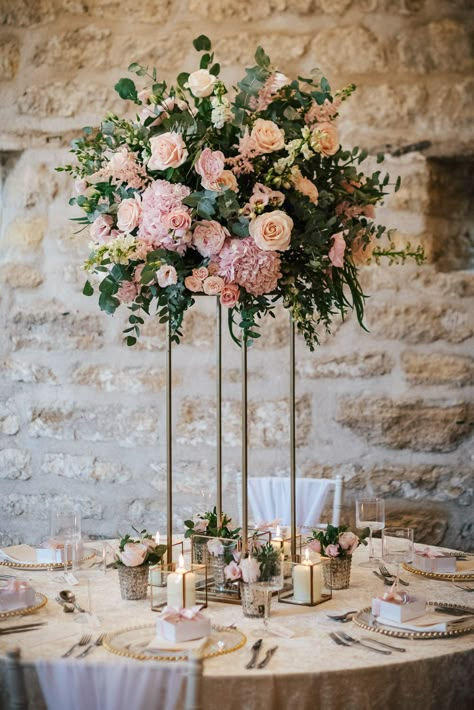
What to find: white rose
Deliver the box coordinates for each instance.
[186,69,216,98]
[249,210,293,251]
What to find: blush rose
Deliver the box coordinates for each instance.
[117,195,142,233]
[251,118,285,154]
[249,210,293,251]
[193,220,229,257]
[148,132,188,171]
[186,69,216,98]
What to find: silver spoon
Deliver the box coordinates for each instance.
[55,595,74,613]
[59,590,86,613]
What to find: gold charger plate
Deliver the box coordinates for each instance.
[353,601,474,639]
[0,592,48,620]
[0,549,96,571]
[402,556,474,581]
[103,623,247,662]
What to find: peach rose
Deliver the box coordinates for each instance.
[193,220,229,257]
[351,233,374,265]
[118,542,147,567]
[90,214,113,242]
[218,170,238,192]
[251,118,285,154]
[203,275,224,295]
[186,69,216,98]
[193,266,209,281]
[363,204,376,219]
[148,131,188,171]
[117,195,142,233]
[195,148,225,192]
[220,283,240,308]
[328,232,346,267]
[249,210,293,251]
[156,264,177,287]
[184,275,203,292]
[164,209,192,236]
[311,121,339,157]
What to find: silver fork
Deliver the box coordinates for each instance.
[337,631,392,655]
[453,582,474,592]
[61,634,91,658]
[76,633,106,659]
[329,632,350,646]
[379,565,409,586]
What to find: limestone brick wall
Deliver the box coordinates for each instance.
[0,0,473,550]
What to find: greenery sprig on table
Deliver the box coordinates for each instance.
[308,524,369,560]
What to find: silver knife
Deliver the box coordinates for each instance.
[0,622,46,633]
[434,607,474,616]
[361,636,406,653]
[257,645,278,669]
[245,638,263,669]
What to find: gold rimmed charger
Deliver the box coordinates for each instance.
[402,556,474,582]
[353,601,474,640]
[103,623,247,662]
[0,549,96,571]
[0,592,48,620]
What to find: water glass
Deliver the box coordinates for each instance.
[355,498,385,566]
[382,527,414,588]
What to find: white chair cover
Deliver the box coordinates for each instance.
[35,658,186,710]
[248,477,332,529]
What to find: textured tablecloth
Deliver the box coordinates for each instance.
[1,541,473,710]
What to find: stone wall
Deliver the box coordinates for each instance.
[0,0,473,550]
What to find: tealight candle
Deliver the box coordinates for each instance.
[293,549,322,603]
[271,525,291,557]
[166,554,196,608]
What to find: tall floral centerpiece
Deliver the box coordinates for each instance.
[58,35,422,349]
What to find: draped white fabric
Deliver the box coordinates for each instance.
[248,477,332,528]
[35,658,186,710]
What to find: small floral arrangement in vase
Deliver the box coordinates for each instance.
[115,528,167,600]
[225,541,281,617]
[308,524,368,590]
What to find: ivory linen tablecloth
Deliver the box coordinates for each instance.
[1,542,473,710]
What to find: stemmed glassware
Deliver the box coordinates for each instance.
[250,557,284,638]
[381,527,414,589]
[355,498,385,568]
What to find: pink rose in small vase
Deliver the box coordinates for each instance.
[326,544,341,558]
[338,531,359,555]
[193,518,209,534]
[207,538,224,556]
[118,542,148,567]
[224,560,242,581]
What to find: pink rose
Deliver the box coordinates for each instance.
[148,132,188,171]
[192,266,208,280]
[220,283,240,308]
[311,122,339,157]
[193,518,209,534]
[239,556,260,584]
[185,275,204,292]
[203,275,224,295]
[118,542,148,567]
[186,69,216,98]
[193,220,229,257]
[164,209,192,236]
[338,531,359,555]
[156,264,178,288]
[90,214,113,242]
[224,560,242,581]
[351,233,374,265]
[307,539,321,554]
[249,210,293,251]
[218,170,238,192]
[207,538,224,556]
[326,544,341,558]
[117,195,142,233]
[328,232,346,268]
[195,148,225,192]
[251,118,285,154]
[74,178,88,195]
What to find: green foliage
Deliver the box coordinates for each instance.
[255,542,281,581]
[193,35,212,52]
[184,507,241,540]
[114,78,139,103]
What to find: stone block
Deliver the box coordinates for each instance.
[336,395,473,452]
[402,351,474,387]
[0,36,20,79]
[215,33,310,68]
[0,264,43,288]
[0,0,54,26]
[42,453,132,483]
[8,301,104,350]
[3,160,61,209]
[71,364,173,392]
[28,404,159,447]
[3,218,47,252]
[33,25,112,70]
[311,25,387,74]
[16,81,121,119]
[386,505,449,546]
[0,360,57,384]
[86,0,173,22]
[398,19,472,73]
[0,494,103,520]
[0,449,31,480]
[112,32,189,75]
[366,303,473,344]
[0,401,20,436]
[297,352,392,378]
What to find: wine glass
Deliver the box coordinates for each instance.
[355,498,385,567]
[382,527,414,590]
[49,505,82,579]
[250,560,283,638]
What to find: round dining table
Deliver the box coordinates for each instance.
[1,541,473,710]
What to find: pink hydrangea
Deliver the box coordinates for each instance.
[138,179,191,253]
[217,237,282,296]
[116,281,139,303]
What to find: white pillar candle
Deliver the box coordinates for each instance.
[293,549,322,603]
[166,554,196,608]
[271,525,291,557]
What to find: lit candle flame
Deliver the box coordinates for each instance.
[155,531,160,544]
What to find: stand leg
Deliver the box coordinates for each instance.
[289,318,296,558]
[241,338,248,551]
[216,300,222,529]
[166,321,173,565]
